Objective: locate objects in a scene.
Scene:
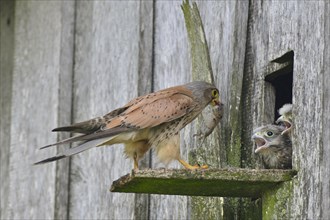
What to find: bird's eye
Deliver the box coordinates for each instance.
[211,89,218,98]
[266,131,274,137]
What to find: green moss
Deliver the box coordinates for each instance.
[181,1,224,217]
[181,0,213,83]
[262,181,293,219]
[111,169,296,198]
[191,196,224,220]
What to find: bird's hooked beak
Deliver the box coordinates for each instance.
[252,133,268,153]
[276,116,292,135]
[211,98,222,107]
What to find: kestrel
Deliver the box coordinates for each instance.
[252,124,292,169]
[276,103,292,136]
[35,81,222,170]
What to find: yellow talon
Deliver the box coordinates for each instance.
[178,158,208,170]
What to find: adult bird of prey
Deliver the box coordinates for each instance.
[35,81,222,170]
[276,103,292,136]
[252,124,292,169]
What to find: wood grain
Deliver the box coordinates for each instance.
[242,1,329,218]
[5,1,64,219]
[54,2,75,219]
[0,1,14,219]
[194,1,250,219]
[134,1,154,219]
[111,169,297,197]
[151,1,190,219]
[1,1,329,219]
[68,1,140,219]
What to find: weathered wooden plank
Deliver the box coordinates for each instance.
[241,0,256,170]
[151,2,191,219]
[0,1,14,219]
[239,8,290,218]
[111,169,297,197]
[69,1,141,219]
[152,1,251,219]
[5,1,66,219]
[54,2,75,220]
[2,1,327,219]
[321,3,330,219]
[262,180,294,219]
[182,1,226,219]
[241,1,295,219]
[137,1,154,98]
[193,1,250,219]
[181,1,213,83]
[242,0,329,218]
[292,1,329,218]
[134,1,154,219]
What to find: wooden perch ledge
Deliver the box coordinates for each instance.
[110,168,297,197]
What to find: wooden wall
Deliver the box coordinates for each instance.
[0,0,328,219]
[241,1,330,219]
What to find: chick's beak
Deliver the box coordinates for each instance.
[276,116,290,127]
[276,116,292,135]
[275,116,283,124]
[252,134,268,153]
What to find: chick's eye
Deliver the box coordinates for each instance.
[266,131,273,137]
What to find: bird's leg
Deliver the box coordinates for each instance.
[177,158,208,170]
[133,153,139,170]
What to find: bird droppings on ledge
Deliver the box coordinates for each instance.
[110,168,297,198]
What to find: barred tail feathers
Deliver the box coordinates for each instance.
[34,137,113,165]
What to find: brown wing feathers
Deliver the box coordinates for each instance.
[52,106,130,134]
[104,92,194,130]
[35,82,210,165]
[40,87,194,149]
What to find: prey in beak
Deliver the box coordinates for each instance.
[194,100,224,142]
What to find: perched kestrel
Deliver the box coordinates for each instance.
[252,124,292,169]
[276,103,292,136]
[35,81,222,170]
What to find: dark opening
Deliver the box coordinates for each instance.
[265,51,294,120]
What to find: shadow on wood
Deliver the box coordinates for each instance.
[110,168,297,198]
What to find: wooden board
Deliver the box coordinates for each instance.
[1,1,329,219]
[151,2,191,219]
[0,1,14,219]
[111,169,297,197]
[68,1,141,219]
[242,1,330,218]
[191,1,250,219]
[321,3,330,218]
[4,1,70,219]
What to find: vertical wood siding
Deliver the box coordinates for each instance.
[0,1,15,219]
[151,2,190,219]
[0,0,329,219]
[3,1,63,219]
[69,1,140,219]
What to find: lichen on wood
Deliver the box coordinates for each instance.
[262,180,294,219]
[181,0,214,83]
[111,168,297,198]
